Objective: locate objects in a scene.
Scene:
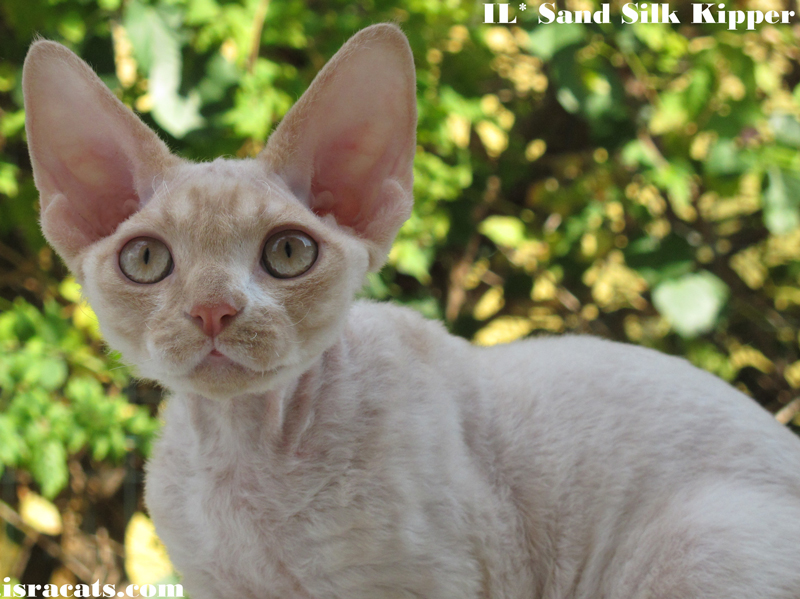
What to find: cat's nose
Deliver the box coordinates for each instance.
[188,303,239,337]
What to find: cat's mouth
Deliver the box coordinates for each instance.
[164,336,290,398]
[191,345,281,377]
[201,347,242,368]
[182,346,285,399]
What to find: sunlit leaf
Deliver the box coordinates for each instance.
[770,114,800,149]
[19,491,62,535]
[473,316,533,346]
[525,24,585,61]
[125,512,175,586]
[764,167,800,235]
[30,440,68,499]
[388,239,432,284]
[652,272,729,337]
[479,216,526,248]
[650,92,688,135]
[125,0,204,137]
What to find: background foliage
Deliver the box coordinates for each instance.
[1,0,800,590]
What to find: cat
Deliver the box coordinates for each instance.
[22,23,800,599]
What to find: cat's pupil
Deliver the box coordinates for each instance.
[284,241,292,259]
[143,247,150,265]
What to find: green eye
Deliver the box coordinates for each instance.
[262,230,318,278]
[119,237,173,284]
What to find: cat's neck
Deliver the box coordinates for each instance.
[179,340,339,457]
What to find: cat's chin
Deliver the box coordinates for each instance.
[140,351,287,401]
[180,357,281,400]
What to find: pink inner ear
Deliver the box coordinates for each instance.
[44,143,141,241]
[310,129,382,229]
[307,108,410,237]
[24,40,177,262]
[261,24,416,264]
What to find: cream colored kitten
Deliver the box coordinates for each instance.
[23,25,800,599]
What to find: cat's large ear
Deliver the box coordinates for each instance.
[23,40,179,271]
[262,24,417,271]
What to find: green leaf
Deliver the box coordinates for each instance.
[0,162,19,197]
[389,239,432,284]
[625,234,694,286]
[764,167,800,235]
[0,415,22,465]
[685,68,712,117]
[652,161,694,217]
[652,272,729,338]
[31,440,68,499]
[705,139,743,175]
[196,52,240,104]
[525,24,586,61]
[687,342,737,382]
[92,436,111,462]
[42,357,68,392]
[125,0,204,137]
[224,59,292,141]
[479,216,526,248]
[650,92,689,135]
[770,114,800,149]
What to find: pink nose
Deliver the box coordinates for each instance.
[189,303,238,337]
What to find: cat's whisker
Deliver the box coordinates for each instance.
[109,354,156,372]
[160,178,171,199]
[256,178,273,194]
[289,306,313,327]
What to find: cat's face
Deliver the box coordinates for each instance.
[81,161,368,399]
[23,25,416,399]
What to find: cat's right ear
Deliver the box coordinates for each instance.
[23,40,179,272]
[261,24,417,271]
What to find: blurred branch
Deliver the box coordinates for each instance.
[446,178,501,323]
[446,234,480,323]
[0,241,26,266]
[637,131,669,169]
[247,0,271,73]
[618,47,660,106]
[776,397,800,425]
[0,499,94,583]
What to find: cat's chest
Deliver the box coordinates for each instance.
[146,419,486,599]
[148,437,352,598]
[146,390,500,599]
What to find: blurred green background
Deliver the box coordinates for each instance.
[1,0,800,590]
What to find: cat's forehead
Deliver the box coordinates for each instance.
[137,158,310,244]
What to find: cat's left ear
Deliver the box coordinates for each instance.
[23,40,179,273]
[262,24,417,271]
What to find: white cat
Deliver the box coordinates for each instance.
[23,24,800,599]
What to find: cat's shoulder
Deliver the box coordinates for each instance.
[491,332,686,368]
[348,299,447,333]
[480,332,728,395]
[345,299,467,358]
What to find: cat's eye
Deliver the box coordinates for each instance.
[262,230,318,278]
[119,237,173,284]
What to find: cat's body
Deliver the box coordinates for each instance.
[148,300,800,599]
[22,24,800,599]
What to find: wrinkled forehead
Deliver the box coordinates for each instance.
[137,159,310,248]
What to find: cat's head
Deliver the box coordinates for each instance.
[22,25,416,399]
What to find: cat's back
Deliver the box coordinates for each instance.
[343,299,476,384]
[474,335,800,598]
[479,334,800,463]
[345,304,800,480]
[476,333,800,496]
